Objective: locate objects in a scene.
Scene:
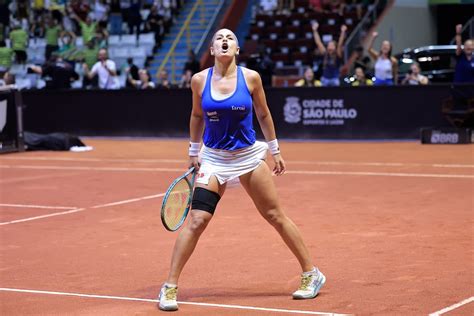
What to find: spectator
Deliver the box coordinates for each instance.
[259,0,278,14]
[183,49,200,75]
[0,71,15,87]
[92,0,109,28]
[178,69,192,88]
[0,40,13,73]
[44,17,62,61]
[127,0,142,36]
[71,13,97,45]
[351,45,371,74]
[454,24,474,83]
[294,67,322,87]
[129,68,155,89]
[125,57,139,88]
[9,23,28,64]
[401,63,428,85]
[29,13,46,38]
[312,22,347,86]
[109,0,123,35]
[82,48,120,89]
[0,0,10,42]
[278,0,294,13]
[351,66,373,86]
[367,31,398,85]
[28,53,79,89]
[157,69,173,89]
[145,5,164,50]
[78,40,99,88]
[57,31,78,62]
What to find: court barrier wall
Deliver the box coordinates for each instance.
[22,84,474,140]
[0,88,25,153]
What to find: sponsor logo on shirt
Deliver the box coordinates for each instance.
[207,111,219,122]
[231,105,245,111]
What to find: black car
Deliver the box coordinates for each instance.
[397,45,458,83]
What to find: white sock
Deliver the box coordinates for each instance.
[164,283,177,288]
[303,267,318,276]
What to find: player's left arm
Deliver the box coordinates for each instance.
[246,69,285,175]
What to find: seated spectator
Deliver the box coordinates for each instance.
[351,66,373,86]
[368,31,398,85]
[125,57,139,88]
[401,63,428,85]
[44,17,63,61]
[0,40,13,73]
[312,22,347,86]
[294,67,322,87]
[129,69,155,89]
[184,49,200,75]
[278,0,294,13]
[157,69,173,89]
[9,23,28,64]
[454,24,474,83]
[145,5,165,50]
[259,0,278,14]
[0,72,15,87]
[179,69,192,88]
[82,48,120,89]
[28,53,79,89]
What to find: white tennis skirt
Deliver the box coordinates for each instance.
[196,141,268,185]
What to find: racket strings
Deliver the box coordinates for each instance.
[162,178,191,230]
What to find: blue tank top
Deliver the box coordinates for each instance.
[201,66,256,150]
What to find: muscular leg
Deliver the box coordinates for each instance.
[239,162,314,272]
[166,176,226,285]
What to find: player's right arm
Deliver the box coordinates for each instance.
[188,70,206,170]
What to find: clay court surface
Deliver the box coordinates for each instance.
[0,139,472,315]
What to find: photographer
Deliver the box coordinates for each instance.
[402,63,428,85]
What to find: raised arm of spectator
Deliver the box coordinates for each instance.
[336,24,347,59]
[455,24,462,56]
[83,63,95,79]
[367,31,379,60]
[312,22,326,55]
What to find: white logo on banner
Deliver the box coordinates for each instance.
[283,97,302,123]
[283,97,357,126]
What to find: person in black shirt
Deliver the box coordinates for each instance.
[183,49,200,75]
[29,53,79,89]
[145,5,164,50]
[125,57,139,88]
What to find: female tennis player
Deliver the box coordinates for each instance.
[158,28,325,311]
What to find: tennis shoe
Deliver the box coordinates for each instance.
[158,284,179,311]
[292,269,326,299]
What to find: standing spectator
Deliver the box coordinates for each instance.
[71,13,98,45]
[109,0,123,35]
[0,40,13,73]
[79,40,99,88]
[129,68,155,89]
[351,45,371,74]
[28,53,79,89]
[367,32,398,85]
[454,24,474,83]
[58,31,78,63]
[312,22,347,86]
[145,5,164,50]
[178,69,192,88]
[125,57,139,88]
[127,0,142,36]
[294,67,321,87]
[183,49,200,75]
[351,66,373,86]
[401,63,428,85]
[44,17,62,61]
[82,48,120,89]
[29,13,46,38]
[9,23,28,64]
[93,0,109,28]
[0,0,10,42]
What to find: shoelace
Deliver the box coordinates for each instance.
[164,287,177,300]
[298,274,313,290]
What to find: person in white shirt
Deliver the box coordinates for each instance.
[402,63,429,85]
[83,48,120,89]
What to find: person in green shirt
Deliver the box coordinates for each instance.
[0,40,13,72]
[9,25,28,64]
[58,31,79,62]
[71,13,97,44]
[45,17,63,61]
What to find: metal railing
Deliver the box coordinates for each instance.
[450,16,474,44]
[195,0,226,55]
[343,0,388,62]
[155,0,205,82]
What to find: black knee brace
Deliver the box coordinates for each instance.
[191,187,221,214]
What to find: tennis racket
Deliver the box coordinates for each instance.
[161,167,196,231]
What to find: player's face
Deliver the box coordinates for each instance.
[211,29,239,59]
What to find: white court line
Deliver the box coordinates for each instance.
[429,296,474,315]
[286,170,474,179]
[0,287,349,315]
[0,204,78,210]
[1,156,473,168]
[91,192,166,209]
[1,165,473,179]
[0,208,84,226]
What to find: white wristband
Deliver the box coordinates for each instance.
[267,139,280,155]
[189,142,200,157]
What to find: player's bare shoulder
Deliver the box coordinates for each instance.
[240,66,262,92]
[191,68,211,95]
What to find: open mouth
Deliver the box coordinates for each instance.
[222,43,229,51]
